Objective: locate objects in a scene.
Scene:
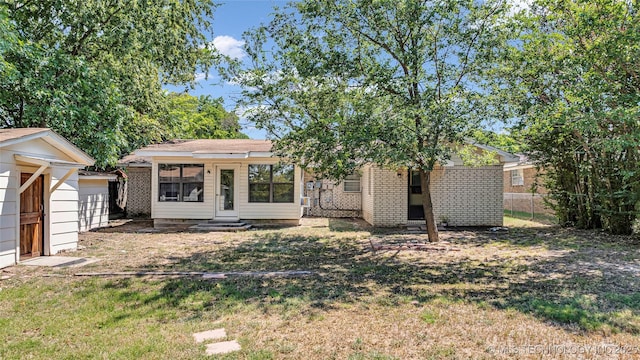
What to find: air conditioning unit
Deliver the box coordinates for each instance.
[300,197,311,207]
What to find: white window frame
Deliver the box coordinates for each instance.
[343,173,361,192]
[511,169,524,186]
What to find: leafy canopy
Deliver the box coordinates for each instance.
[228,0,515,180]
[505,0,640,234]
[0,0,218,168]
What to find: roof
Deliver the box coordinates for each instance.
[503,154,536,170]
[118,153,152,167]
[464,138,520,164]
[133,139,274,159]
[78,170,118,180]
[0,128,94,166]
[0,128,50,142]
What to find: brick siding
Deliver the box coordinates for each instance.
[370,165,505,227]
[303,172,361,218]
[125,167,151,217]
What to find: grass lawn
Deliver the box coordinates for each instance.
[1,217,639,359]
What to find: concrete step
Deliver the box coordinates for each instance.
[189,222,252,232]
[206,221,248,227]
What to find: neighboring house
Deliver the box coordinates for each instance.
[0,128,94,268]
[503,155,554,217]
[127,139,517,228]
[117,154,152,217]
[78,171,118,232]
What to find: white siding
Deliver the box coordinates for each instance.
[0,138,84,267]
[0,147,19,268]
[48,167,79,254]
[150,157,302,221]
[78,178,110,232]
[151,160,215,220]
[238,158,302,220]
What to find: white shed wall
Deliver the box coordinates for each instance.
[78,178,110,232]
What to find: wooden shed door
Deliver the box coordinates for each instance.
[20,173,44,258]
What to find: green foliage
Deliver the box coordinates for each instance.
[225,0,515,241]
[164,93,248,140]
[227,0,514,178]
[505,0,640,234]
[0,0,217,168]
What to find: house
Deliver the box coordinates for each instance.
[127,139,517,228]
[503,155,554,218]
[131,139,304,227]
[0,128,94,268]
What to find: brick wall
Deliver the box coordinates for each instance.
[430,166,504,226]
[369,165,504,227]
[303,172,361,217]
[371,167,407,226]
[362,165,374,224]
[126,167,151,217]
[503,166,548,194]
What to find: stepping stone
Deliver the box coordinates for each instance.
[206,340,241,355]
[193,328,226,343]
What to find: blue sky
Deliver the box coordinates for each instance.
[167,0,289,139]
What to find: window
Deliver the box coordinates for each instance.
[511,169,524,186]
[249,164,295,203]
[158,164,204,202]
[343,173,361,192]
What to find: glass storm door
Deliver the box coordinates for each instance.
[215,166,239,219]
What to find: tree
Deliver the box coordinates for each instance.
[164,93,248,140]
[0,0,217,168]
[227,0,513,241]
[506,0,639,234]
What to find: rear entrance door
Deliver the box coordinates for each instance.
[20,173,44,259]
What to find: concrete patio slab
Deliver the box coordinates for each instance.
[206,341,241,355]
[193,328,226,343]
[20,256,100,268]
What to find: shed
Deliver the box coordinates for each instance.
[0,128,94,268]
[78,171,118,232]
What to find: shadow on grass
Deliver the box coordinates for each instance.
[98,223,640,335]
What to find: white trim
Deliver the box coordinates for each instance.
[1,130,94,165]
[214,164,240,220]
[194,153,249,159]
[503,163,536,171]
[51,168,77,193]
[79,174,118,181]
[15,153,87,168]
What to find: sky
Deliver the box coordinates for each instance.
[166,0,289,139]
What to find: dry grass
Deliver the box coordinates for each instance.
[1,217,640,359]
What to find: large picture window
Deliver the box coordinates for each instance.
[249,164,295,203]
[158,164,204,202]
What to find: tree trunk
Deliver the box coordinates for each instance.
[420,169,439,242]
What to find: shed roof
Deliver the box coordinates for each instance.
[0,128,94,166]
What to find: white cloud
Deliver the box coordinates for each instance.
[211,35,246,60]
